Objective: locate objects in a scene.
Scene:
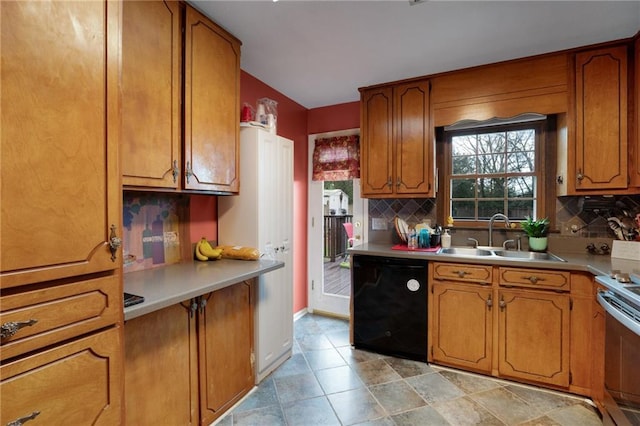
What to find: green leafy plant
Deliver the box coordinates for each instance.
[520,216,550,238]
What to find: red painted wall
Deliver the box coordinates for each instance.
[308,101,360,134]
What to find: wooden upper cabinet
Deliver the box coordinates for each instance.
[573,45,629,191]
[184,6,241,193]
[121,0,181,189]
[0,1,121,288]
[360,80,435,198]
[361,87,394,196]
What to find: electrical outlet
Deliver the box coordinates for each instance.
[372,218,387,230]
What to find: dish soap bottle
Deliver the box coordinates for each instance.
[441,229,451,248]
[408,227,418,249]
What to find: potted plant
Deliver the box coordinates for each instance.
[521,216,550,252]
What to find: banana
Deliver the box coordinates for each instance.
[198,238,223,260]
[194,240,209,261]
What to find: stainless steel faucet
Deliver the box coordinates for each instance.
[488,213,511,247]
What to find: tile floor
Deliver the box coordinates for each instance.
[216,314,603,426]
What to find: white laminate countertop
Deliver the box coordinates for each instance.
[348,243,640,278]
[123,258,284,321]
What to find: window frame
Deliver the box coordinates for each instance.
[441,121,548,228]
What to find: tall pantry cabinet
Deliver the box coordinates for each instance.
[1,1,123,424]
[218,127,294,382]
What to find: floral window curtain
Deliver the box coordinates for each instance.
[312,135,360,181]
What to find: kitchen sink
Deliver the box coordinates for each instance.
[437,247,565,262]
[492,250,566,262]
[438,247,493,256]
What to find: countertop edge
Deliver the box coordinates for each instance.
[348,243,638,277]
[123,259,284,321]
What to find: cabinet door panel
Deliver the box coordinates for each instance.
[184,6,241,193]
[199,282,254,425]
[1,327,122,426]
[1,1,120,288]
[395,81,432,195]
[121,0,181,188]
[575,46,628,190]
[361,87,394,195]
[498,289,570,387]
[432,282,492,373]
[125,301,198,425]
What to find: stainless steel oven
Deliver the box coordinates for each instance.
[596,274,640,425]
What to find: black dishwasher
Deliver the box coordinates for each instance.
[352,255,428,362]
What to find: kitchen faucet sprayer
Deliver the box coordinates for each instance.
[488,213,511,247]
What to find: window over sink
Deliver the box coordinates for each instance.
[441,115,552,226]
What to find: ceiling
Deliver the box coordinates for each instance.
[191,1,640,109]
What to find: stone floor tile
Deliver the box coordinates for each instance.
[470,386,543,424]
[350,358,402,386]
[315,364,365,395]
[232,404,287,426]
[274,371,325,403]
[271,352,311,379]
[546,404,603,426]
[438,369,503,395]
[304,347,347,371]
[325,329,351,348]
[384,357,435,378]
[328,388,386,425]
[233,377,278,413]
[431,395,504,425]
[368,380,427,414]
[405,371,465,404]
[390,405,450,426]
[337,346,385,365]
[281,396,341,425]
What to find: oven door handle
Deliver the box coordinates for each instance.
[597,290,640,337]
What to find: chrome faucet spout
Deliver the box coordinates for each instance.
[488,213,511,247]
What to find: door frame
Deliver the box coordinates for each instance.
[307,128,367,317]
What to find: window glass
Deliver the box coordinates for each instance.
[447,123,541,222]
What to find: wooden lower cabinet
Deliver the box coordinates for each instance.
[125,280,255,425]
[1,327,123,426]
[125,300,198,425]
[497,288,570,387]
[430,281,493,374]
[429,262,592,394]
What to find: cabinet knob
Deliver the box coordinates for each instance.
[453,270,469,278]
[6,411,40,426]
[0,319,38,340]
[523,275,544,284]
[108,224,122,262]
[576,169,584,183]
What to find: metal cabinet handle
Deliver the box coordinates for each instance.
[499,295,506,311]
[396,177,402,188]
[189,300,198,318]
[7,411,40,426]
[523,275,544,284]
[172,160,179,183]
[185,161,193,184]
[486,294,493,310]
[576,168,584,183]
[453,270,469,278]
[1,319,38,340]
[109,224,121,262]
[386,177,393,189]
[199,298,207,314]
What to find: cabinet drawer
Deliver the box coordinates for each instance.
[1,327,122,425]
[432,263,492,284]
[498,267,569,291]
[0,274,121,361]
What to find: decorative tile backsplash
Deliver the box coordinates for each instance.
[123,193,188,273]
[369,195,640,241]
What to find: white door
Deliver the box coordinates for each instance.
[307,129,367,317]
